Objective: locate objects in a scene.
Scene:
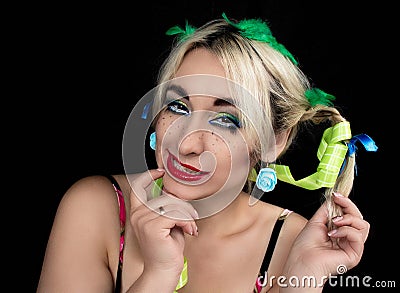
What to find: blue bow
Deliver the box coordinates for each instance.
[348,134,378,155]
[345,133,378,175]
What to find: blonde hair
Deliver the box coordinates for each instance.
[152,18,355,228]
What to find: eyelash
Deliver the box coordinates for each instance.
[166,100,241,131]
[166,100,189,115]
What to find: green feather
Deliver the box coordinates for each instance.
[165,20,196,42]
[305,88,336,107]
[222,12,297,65]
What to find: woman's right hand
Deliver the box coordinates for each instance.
[129,169,199,278]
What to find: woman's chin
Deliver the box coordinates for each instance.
[162,179,214,201]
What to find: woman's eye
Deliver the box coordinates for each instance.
[209,113,241,130]
[166,100,190,115]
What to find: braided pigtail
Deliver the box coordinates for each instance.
[301,105,355,230]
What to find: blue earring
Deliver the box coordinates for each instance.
[150,132,156,150]
[256,167,277,192]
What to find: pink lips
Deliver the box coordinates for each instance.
[166,152,210,182]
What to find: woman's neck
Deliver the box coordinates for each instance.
[193,192,253,237]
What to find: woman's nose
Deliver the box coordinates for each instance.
[178,111,214,155]
[178,130,207,155]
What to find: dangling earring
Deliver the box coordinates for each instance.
[256,164,277,192]
[150,132,156,150]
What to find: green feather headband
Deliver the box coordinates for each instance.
[166,12,298,65]
[221,13,297,65]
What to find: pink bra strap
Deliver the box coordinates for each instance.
[111,181,126,266]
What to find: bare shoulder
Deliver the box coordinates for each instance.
[281,210,308,235]
[54,175,126,243]
[252,199,307,233]
[59,175,121,217]
[37,175,125,292]
[51,175,123,249]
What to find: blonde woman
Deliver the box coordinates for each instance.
[37,14,375,293]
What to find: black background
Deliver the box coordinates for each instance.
[14,0,396,291]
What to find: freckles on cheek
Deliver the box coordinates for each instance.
[156,115,173,132]
[210,136,232,159]
[210,136,220,151]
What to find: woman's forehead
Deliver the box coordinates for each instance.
[175,48,225,77]
[166,75,233,102]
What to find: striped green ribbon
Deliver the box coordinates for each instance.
[270,121,351,190]
[174,257,188,292]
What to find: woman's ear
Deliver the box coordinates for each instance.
[261,129,291,162]
[275,129,290,157]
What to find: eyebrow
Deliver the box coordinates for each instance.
[166,84,189,99]
[166,84,235,107]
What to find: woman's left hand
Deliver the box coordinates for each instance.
[282,192,370,286]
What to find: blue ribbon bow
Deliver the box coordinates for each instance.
[346,133,378,175]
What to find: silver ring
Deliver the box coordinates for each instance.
[159,206,165,215]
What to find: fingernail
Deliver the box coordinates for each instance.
[332,216,343,223]
[194,209,199,219]
[157,168,165,172]
[333,192,344,197]
[328,229,337,236]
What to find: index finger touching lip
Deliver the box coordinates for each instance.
[131,169,164,189]
[130,169,165,205]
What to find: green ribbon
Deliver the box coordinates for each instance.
[270,121,351,190]
[152,177,163,198]
[151,179,188,292]
[174,257,188,292]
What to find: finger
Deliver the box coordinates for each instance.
[154,211,196,236]
[131,192,199,238]
[131,205,165,241]
[331,215,370,242]
[132,169,165,192]
[332,214,368,230]
[131,203,161,226]
[147,196,199,220]
[327,225,365,257]
[130,169,165,208]
[159,207,199,236]
[332,192,363,219]
[132,202,198,237]
[170,226,185,246]
[172,219,197,236]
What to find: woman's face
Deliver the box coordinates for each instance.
[154,48,252,201]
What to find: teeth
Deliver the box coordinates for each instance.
[173,158,201,175]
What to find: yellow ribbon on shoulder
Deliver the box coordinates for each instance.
[270,121,351,190]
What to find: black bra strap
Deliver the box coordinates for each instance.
[260,218,284,275]
[103,174,122,191]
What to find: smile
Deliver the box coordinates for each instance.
[166,152,210,182]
